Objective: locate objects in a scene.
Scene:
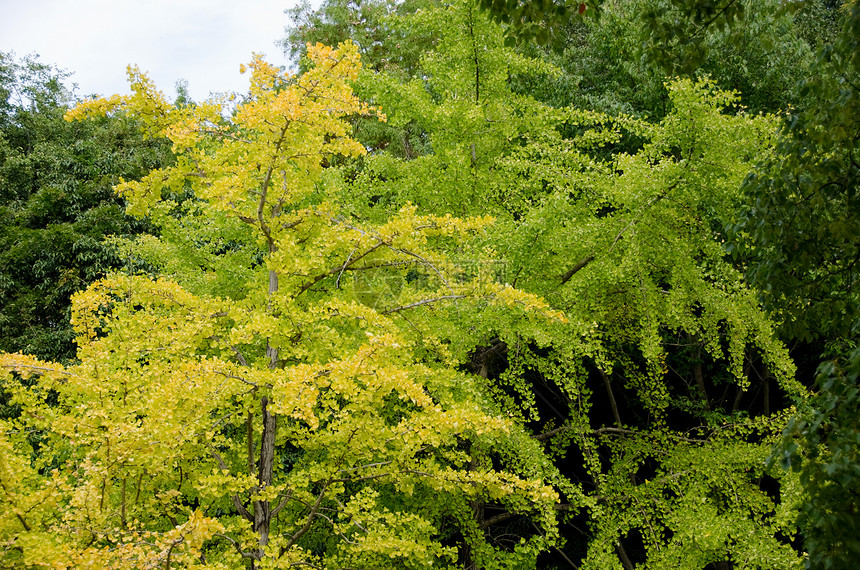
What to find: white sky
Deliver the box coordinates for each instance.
[1,0,320,102]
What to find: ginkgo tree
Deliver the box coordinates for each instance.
[0,42,565,569]
[320,2,810,567]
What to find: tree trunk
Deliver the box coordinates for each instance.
[251,396,277,564]
[250,245,280,568]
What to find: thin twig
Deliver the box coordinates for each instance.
[381,295,467,315]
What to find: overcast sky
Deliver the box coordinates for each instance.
[1,0,321,102]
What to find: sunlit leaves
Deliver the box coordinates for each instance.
[0,40,568,568]
[333,4,809,565]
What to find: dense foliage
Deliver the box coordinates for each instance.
[779,345,860,569]
[0,53,171,362]
[735,1,859,342]
[0,1,857,569]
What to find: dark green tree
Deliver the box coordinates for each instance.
[477,0,770,70]
[283,0,434,77]
[733,3,859,567]
[283,0,439,158]
[511,0,818,120]
[779,344,860,569]
[734,1,858,343]
[0,53,171,362]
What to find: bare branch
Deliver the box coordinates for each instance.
[335,246,358,289]
[598,369,623,427]
[271,490,295,518]
[391,247,453,292]
[296,240,386,296]
[207,336,250,367]
[214,369,261,388]
[382,295,467,315]
[283,480,331,550]
[589,427,709,444]
[532,424,570,441]
[480,511,518,529]
[214,533,257,559]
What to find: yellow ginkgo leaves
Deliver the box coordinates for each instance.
[0,41,570,569]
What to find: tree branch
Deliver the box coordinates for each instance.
[271,489,295,518]
[283,480,331,551]
[532,424,570,441]
[689,0,740,40]
[560,254,595,285]
[214,533,257,559]
[598,369,622,426]
[382,295,467,315]
[296,240,386,296]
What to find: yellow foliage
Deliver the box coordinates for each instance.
[0,40,568,568]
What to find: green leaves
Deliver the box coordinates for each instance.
[779,345,860,568]
[475,0,595,47]
[734,1,860,342]
[2,1,854,566]
[332,4,810,566]
[0,54,170,362]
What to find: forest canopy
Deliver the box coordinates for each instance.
[1,1,857,568]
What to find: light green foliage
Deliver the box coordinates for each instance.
[333,2,808,566]
[484,79,804,567]
[505,79,796,379]
[340,0,562,218]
